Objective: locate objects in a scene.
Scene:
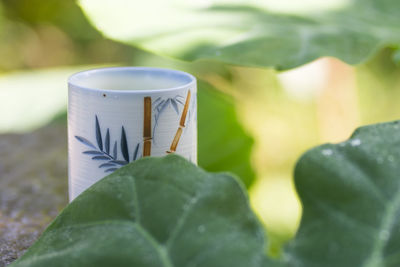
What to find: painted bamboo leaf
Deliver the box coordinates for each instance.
[113,141,117,159]
[154,100,165,111]
[153,97,162,105]
[105,168,118,172]
[99,163,116,168]
[175,98,184,105]
[75,116,138,173]
[110,160,128,165]
[105,129,110,154]
[152,97,185,143]
[75,136,96,149]
[159,99,170,114]
[95,115,103,151]
[133,143,140,161]
[152,116,160,144]
[92,156,110,160]
[120,126,129,162]
[83,150,104,155]
[171,99,179,115]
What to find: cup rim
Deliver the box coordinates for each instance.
[68,66,196,94]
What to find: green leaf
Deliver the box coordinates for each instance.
[285,120,400,266]
[9,155,270,267]
[198,81,255,187]
[0,2,4,32]
[9,120,400,266]
[78,0,400,70]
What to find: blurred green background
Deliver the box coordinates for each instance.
[1,0,400,256]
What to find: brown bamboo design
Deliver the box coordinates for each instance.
[143,96,152,156]
[167,90,191,153]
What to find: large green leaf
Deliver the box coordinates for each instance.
[198,81,255,187]
[8,121,400,266]
[9,155,270,267]
[79,0,400,70]
[286,120,400,266]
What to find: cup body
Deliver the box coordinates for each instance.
[68,67,197,201]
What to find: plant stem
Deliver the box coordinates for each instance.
[167,90,191,153]
[143,96,152,156]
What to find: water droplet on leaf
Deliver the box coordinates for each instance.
[322,149,333,156]
[198,225,205,233]
[351,139,361,146]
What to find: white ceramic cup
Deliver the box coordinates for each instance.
[68,67,197,201]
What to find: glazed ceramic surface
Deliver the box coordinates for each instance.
[68,67,197,201]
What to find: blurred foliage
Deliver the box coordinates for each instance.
[0,0,135,71]
[3,0,96,39]
[80,0,400,69]
[198,81,255,187]
[357,48,400,125]
[0,67,82,132]
[2,0,400,258]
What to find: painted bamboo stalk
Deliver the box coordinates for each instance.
[143,96,152,156]
[167,90,191,153]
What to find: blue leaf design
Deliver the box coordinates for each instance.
[152,98,172,142]
[99,163,115,168]
[95,115,103,151]
[105,129,110,154]
[175,95,184,104]
[153,97,162,105]
[154,99,165,111]
[75,136,96,149]
[83,150,104,155]
[133,143,140,161]
[120,126,129,162]
[110,160,128,165]
[152,116,159,143]
[92,156,110,160]
[171,99,179,115]
[105,168,118,173]
[113,141,117,159]
[160,98,171,114]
